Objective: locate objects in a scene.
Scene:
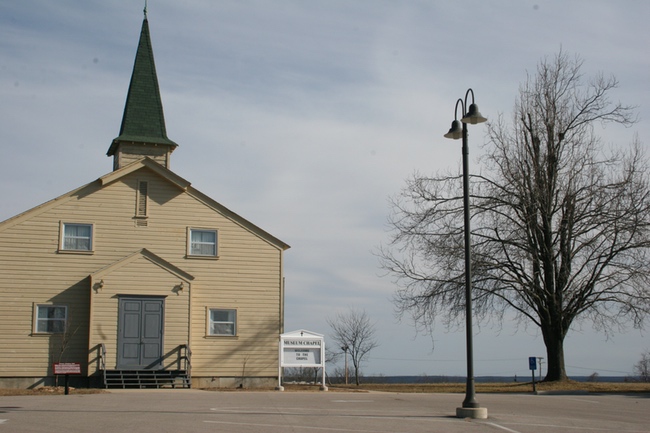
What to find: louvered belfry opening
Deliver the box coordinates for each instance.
[137,181,148,217]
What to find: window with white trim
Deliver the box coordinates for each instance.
[188,228,218,257]
[208,309,236,336]
[35,305,67,334]
[61,223,93,251]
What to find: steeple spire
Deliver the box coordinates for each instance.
[108,12,178,170]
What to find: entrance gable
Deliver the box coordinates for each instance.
[88,248,194,372]
[90,248,194,292]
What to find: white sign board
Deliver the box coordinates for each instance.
[282,338,322,367]
[278,330,327,390]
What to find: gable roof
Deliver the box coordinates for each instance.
[90,248,195,284]
[0,158,290,251]
[107,17,177,156]
[100,157,190,190]
[101,158,289,250]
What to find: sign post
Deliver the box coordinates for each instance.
[528,357,537,393]
[279,330,327,391]
[53,363,81,395]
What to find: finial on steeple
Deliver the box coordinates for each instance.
[144,0,148,19]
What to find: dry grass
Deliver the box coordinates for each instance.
[328,381,650,394]
[0,386,106,396]
[208,381,650,394]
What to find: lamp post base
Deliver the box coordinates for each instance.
[456,407,488,419]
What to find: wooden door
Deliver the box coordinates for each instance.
[117,297,164,369]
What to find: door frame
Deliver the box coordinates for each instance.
[117,296,165,369]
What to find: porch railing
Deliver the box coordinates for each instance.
[180,343,192,387]
[100,343,191,388]
[100,343,107,387]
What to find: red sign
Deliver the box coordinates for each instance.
[53,363,81,375]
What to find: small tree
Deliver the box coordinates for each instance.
[634,351,650,382]
[56,313,81,364]
[327,308,379,386]
[52,312,81,387]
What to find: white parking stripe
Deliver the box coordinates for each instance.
[205,419,404,432]
[484,422,523,433]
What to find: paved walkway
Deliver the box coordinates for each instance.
[0,389,648,432]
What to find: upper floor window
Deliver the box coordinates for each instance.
[61,223,93,252]
[188,228,218,257]
[34,305,67,334]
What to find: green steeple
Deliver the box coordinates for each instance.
[107,16,177,157]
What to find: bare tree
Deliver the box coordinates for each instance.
[56,312,81,364]
[51,311,81,387]
[380,51,650,382]
[634,351,650,382]
[327,308,379,385]
[284,366,321,383]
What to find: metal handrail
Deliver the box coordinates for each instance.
[100,343,106,370]
[100,343,107,387]
[181,344,192,387]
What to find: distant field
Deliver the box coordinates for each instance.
[280,381,650,394]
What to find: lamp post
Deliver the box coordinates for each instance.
[443,88,488,419]
[341,345,349,385]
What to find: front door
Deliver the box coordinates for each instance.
[117,297,164,369]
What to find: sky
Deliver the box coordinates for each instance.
[1,0,649,379]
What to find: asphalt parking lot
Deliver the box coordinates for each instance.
[0,389,648,433]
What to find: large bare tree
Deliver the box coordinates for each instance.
[327,308,379,385]
[380,51,650,381]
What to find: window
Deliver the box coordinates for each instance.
[35,305,67,333]
[208,309,236,336]
[188,228,218,257]
[61,223,93,251]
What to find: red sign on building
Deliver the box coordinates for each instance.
[53,363,81,375]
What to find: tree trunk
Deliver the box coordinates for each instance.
[542,326,568,381]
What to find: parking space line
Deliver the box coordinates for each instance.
[484,422,522,433]
[496,421,648,432]
[204,419,402,432]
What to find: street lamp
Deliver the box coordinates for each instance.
[444,88,488,419]
[341,345,349,385]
